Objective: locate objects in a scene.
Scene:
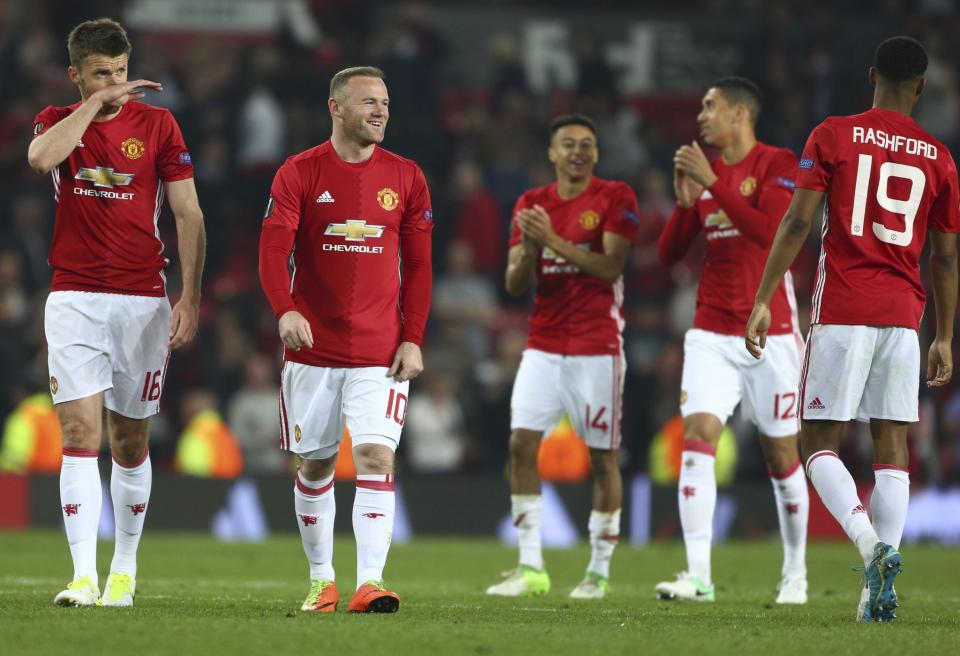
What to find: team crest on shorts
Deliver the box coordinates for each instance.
[294,424,302,443]
[739,176,757,196]
[679,390,687,406]
[579,210,600,230]
[50,376,58,395]
[377,188,399,211]
[121,137,145,160]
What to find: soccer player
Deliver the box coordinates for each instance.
[746,37,959,622]
[258,66,432,614]
[656,77,808,604]
[27,18,205,607]
[485,114,640,600]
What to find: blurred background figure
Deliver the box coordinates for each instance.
[175,389,243,479]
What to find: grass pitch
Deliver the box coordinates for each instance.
[0,531,957,655]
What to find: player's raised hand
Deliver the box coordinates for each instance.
[169,297,199,350]
[674,141,718,188]
[927,339,953,387]
[744,301,771,359]
[278,310,314,352]
[673,165,703,208]
[388,342,423,382]
[91,79,163,107]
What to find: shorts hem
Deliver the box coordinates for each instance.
[679,407,729,425]
[290,446,341,460]
[756,426,800,438]
[351,433,399,452]
[51,384,112,406]
[855,413,918,424]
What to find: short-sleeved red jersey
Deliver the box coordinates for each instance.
[509,177,640,356]
[258,141,434,368]
[659,142,800,336]
[32,101,194,296]
[797,108,960,330]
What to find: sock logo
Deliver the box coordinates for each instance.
[362,513,386,519]
[851,504,867,515]
[127,503,147,516]
[513,512,527,528]
[298,514,318,526]
[682,486,696,499]
[785,502,800,515]
[807,397,825,410]
[62,504,81,516]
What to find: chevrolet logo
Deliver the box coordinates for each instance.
[75,167,135,188]
[324,220,385,242]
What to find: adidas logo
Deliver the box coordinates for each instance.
[807,397,825,410]
[316,191,335,203]
[852,504,867,515]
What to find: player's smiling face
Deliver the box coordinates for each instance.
[548,125,598,181]
[69,53,130,116]
[337,76,390,146]
[697,87,736,147]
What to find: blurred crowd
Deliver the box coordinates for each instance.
[2,0,960,483]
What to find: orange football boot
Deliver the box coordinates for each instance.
[301,579,339,612]
[348,580,400,613]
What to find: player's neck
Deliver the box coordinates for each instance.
[330,133,376,164]
[871,89,916,117]
[720,132,756,166]
[556,175,591,200]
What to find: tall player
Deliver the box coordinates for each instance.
[746,37,959,622]
[259,66,432,614]
[656,77,808,604]
[28,19,205,607]
[485,115,640,600]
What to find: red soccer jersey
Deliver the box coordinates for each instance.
[32,101,194,296]
[659,142,800,336]
[509,177,640,356]
[797,108,960,329]
[258,141,434,368]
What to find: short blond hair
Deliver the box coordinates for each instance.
[329,66,385,100]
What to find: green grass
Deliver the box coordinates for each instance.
[0,531,957,655]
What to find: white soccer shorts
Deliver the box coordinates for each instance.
[800,324,919,423]
[45,291,171,419]
[279,363,410,459]
[680,328,804,438]
[510,348,624,450]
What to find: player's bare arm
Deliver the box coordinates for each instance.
[745,187,824,358]
[519,205,629,283]
[165,178,205,350]
[388,342,423,383]
[504,233,539,296]
[27,79,162,175]
[927,229,958,387]
[674,142,718,189]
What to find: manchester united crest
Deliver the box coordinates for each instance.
[294,424,302,443]
[739,176,757,196]
[121,137,145,160]
[50,376,59,395]
[377,188,399,211]
[579,210,601,230]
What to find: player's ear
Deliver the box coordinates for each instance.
[868,67,877,88]
[915,76,926,98]
[327,96,339,118]
[68,65,80,85]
